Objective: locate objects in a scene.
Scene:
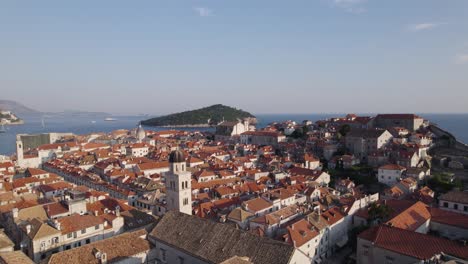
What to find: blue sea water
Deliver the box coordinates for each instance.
[0,113,467,155]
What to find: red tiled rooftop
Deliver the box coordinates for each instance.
[358,225,468,260]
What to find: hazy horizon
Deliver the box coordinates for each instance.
[2,1,468,114]
[9,100,468,117]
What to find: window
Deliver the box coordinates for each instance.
[454,204,458,210]
[86,239,91,244]
[385,256,394,264]
[81,229,86,234]
[443,202,448,207]
[363,245,369,256]
[160,248,167,262]
[178,256,185,264]
[67,233,72,239]
[183,198,189,206]
[95,225,99,230]
[464,206,468,212]
[40,241,46,248]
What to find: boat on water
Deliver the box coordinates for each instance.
[0,124,6,133]
[104,117,117,121]
[91,120,97,124]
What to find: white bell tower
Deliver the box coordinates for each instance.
[165,150,192,215]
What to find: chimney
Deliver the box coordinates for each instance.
[54,220,61,230]
[94,210,99,216]
[100,253,108,264]
[115,205,120,217]
[26,224,31,234]
[12,208,19,218]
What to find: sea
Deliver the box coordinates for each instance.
[1,113,467,156]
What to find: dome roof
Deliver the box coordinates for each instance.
[136,124,146,140]
[169,150,185,163]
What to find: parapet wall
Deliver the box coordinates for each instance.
[429,124,468,152]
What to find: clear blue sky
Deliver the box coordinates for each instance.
[1,0,467,115]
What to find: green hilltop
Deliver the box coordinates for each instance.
[141,104,256,127]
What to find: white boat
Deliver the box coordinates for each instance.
[104,117,117,121]
[91,120,97,124]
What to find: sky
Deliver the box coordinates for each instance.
[1,0,468,115]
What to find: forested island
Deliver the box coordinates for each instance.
[141,104,256,127]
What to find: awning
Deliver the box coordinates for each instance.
[336,235,349,248]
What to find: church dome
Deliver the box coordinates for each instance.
[169,150,185,163]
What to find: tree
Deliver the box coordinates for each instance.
[290,130,303,139]
[368,202,392,224]
[339,124,351,137]
[428,172,463,194]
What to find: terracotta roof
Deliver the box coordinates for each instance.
[286,218,320,247]
[358,225,468,260]
[376,114,422,120]
[0,231,14,250]
[39,182,73,193]
[321,207,345,226]
[379,164,406,171]
[251,205,301,226]
[22,218,61,240]
[241,131,282,137]
[215,186,238,196]
[26,168,49,176]
[86,198,133,215]
[193,169,216,179]
[242,197,272,213]
[48,230,150,264]
[386,201,430,231]
[136,161,169,171]
[430,207,468,229]
[0,251,35,264]
[44,202,69,217]
[346,128,388,139]
[187,156,203,164]
[57,214,104,235]
[439,191,468,204]
[228,207,254,222]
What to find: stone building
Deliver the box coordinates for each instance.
[164,150,192,215]
[148,211,309,264]
[374,114,424,132]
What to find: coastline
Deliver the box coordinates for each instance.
[146,124,214,128]
[1,120,24,125]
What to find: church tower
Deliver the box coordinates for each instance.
[165,150,192,215]
[16,136,24,167]
[136,123,146,143]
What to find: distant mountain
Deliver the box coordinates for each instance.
[141,104,256,127]
[0,100,40,115]
[50,110,111,118]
